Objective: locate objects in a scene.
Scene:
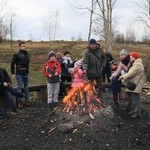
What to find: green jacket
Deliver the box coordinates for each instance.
[83,46,106,78]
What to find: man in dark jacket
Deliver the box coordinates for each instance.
[83,39,106,99]
[0,67,23,115]
[11,41,30,107]
[102,48,114,83]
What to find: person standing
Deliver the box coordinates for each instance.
[60,51,74,82]
[71,59,85,88]
[82,39,106,99]
[102,48,114,83]
[109,49,130,108]
[11,41,30,107]
[119,52,145,118]
[42,51,61,109]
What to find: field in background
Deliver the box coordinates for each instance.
[0,41,149,85]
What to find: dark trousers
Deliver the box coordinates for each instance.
[127,92,141,116]
[88,76,103,99]
[61,76,72,82]
[111,76,121,105]
[102,67,111,83]
[0,86,22,109]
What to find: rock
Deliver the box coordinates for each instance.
[58,123,74,133]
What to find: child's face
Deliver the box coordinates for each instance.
[50,55,56,61]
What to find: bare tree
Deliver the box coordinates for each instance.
[95,0,118,52]
[43,10,60,41]
[0,0,8,42]
[125,28,136,45]
[67,0,97,41]
[136,0,150,28]
[8,7,17,50]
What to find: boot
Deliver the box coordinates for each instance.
[18,101,23,108]
[25,101,30,106]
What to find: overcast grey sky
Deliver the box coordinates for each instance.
[6,0,144,41]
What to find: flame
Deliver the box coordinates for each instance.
[63,81,103,114]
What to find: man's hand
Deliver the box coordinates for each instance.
[12,74,15,79]
[3,82,9,87]
[49,74,52,78]
[109,76,113,80]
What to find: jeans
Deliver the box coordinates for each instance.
[0,87,21,109]
[16,74,29,101]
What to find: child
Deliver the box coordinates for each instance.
[72,59,85,88]
[42,51,61,109]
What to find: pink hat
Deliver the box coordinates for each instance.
[74,60,82,68]
[130,52,140,59]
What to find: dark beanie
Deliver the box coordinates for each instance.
[48,51,56,59]
[89,39,96,44]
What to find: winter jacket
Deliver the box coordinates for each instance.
[112,55,130,77]
[146,56,150,82]
[104,53,114,69]
[72,67,85,87]
[60,56,74,77]
[11,50,30,75]
[0,68,11,88]
[43,60,61,83]
[122,58,145,93]
[83,46,106,78]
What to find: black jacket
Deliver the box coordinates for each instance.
[0,68,11,87]
[11,50,30,75]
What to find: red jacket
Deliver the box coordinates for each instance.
[43,60,61,83]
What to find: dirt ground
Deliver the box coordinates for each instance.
[0,91,150,150]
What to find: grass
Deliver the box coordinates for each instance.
[0,41,149,85]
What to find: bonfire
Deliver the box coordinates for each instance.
[63,81,104,116]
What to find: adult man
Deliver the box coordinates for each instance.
[82,39,106,99]
[102,48,114,83]
[11,41,30,107]
[0,67,23,114]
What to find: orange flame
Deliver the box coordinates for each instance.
[63,81,102,114]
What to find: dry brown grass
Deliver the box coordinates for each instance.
[0,41,149,84]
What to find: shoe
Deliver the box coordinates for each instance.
[130,114,140,118]
[47,103,53,110]
[53,102,58,107]
[0,114,9,119]
[127,111,133,115]
[18,101,23,108]
[25,101,30,106]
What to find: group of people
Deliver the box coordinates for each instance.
[0,39,147,119]
[0,41,30,119]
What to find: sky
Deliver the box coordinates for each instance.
[4,0,144,41]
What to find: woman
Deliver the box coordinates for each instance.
[119,52,145,118]
[109,49,130,108]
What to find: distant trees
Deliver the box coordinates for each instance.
[43,10,60,41]
[0,0,9,42]
[67,0,118,52]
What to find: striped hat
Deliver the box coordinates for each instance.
[74,59,82,68]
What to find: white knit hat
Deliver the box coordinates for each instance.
[120,49,128,55]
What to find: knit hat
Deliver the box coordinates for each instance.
[120,49,128,56]
[89,39,96,44]
[74,59,82,68]
[49,51,56,58]
[130,52,140,59]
